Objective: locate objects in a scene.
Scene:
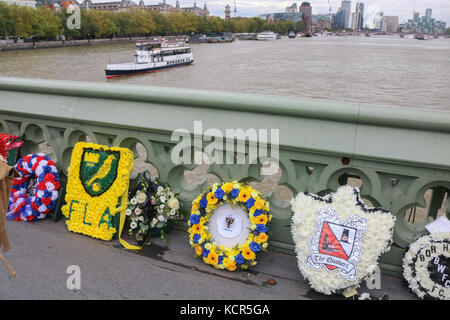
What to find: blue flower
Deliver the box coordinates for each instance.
[253,209,264,217]
[218,255,224,265]
[256,224,268,234]
[249,241,261,253]
[200,197,208,208]
[235,254,245,265]
[193,233,201,244]
[230,189,239,199]
[245,197,255,209]
[202,248,210,258]
[190,214,201,225]
[214,188,225,200]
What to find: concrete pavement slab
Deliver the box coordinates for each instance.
[0,218,417,300]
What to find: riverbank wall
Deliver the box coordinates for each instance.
[0,37,148,51]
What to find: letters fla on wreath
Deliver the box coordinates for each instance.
[291,185,395,295]
[62,142,134,241]
[188,182,272,271]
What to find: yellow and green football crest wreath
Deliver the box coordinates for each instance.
[189,181,272,271]
[62,142,134,241]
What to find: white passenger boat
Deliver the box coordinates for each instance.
[105,40,194,78]
[257,31,277,41]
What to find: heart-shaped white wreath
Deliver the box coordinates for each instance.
[290,185,396,295]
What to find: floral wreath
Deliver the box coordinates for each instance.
[124,171,184,248]
[403,232,450,300]
[290,185,395,295]
[0,133,23,165]
[7,153,60,221]
[62,142,134,241]
[188,181,272,271]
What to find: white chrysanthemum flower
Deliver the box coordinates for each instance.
[130,222,138,229]
[358,293,371,300]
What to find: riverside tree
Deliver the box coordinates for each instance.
[0,3,298,41]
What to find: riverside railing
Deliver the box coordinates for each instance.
[1,76,449,277]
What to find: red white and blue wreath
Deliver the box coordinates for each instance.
[7,153,60,221]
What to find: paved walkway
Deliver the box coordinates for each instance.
[0,218,417,300]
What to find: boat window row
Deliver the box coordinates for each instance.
[167,59,190,65]
[161,48,191,56]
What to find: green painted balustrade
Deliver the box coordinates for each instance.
[1,76,450,277]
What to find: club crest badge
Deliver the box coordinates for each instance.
[225,216,235,229]
[218,214,242,239]
[306,207,367,280]
[291,185,395,295]
[80,148,120,197]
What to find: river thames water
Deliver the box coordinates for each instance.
[0,35,449,110]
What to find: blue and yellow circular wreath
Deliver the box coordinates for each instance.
[188,181,272,271]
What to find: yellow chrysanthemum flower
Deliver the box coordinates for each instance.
[226,261,237,271]
[258,233,268,243]
[254,198,265,210]
[238,190,251,202]
[207,251,219,266]
[221,182,234,193]
[194,245,203,256]
[242,246,256,260]
[256,214,268,225]
[207,192,218,205]
[192,224,203,234]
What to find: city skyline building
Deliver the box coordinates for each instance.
[400,7,446,34]
[350,2,364,30]
[374,11,384,31]
[0,0,36,6]
[299,1,312,35]
[425,8,432,22]
[381,16,399,32]
[224,4,231,20]
[285,3,297,14]
[333,0,351,30]
[79,0,209,16]
[333,9,345,29]
[341,0,351,28]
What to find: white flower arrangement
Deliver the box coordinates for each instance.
[290,185,395,295]
[126,176,184,247]
[402,232,450,300]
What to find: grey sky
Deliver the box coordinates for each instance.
[173,0,450,24]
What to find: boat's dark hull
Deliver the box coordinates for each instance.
[105,61,193,78]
